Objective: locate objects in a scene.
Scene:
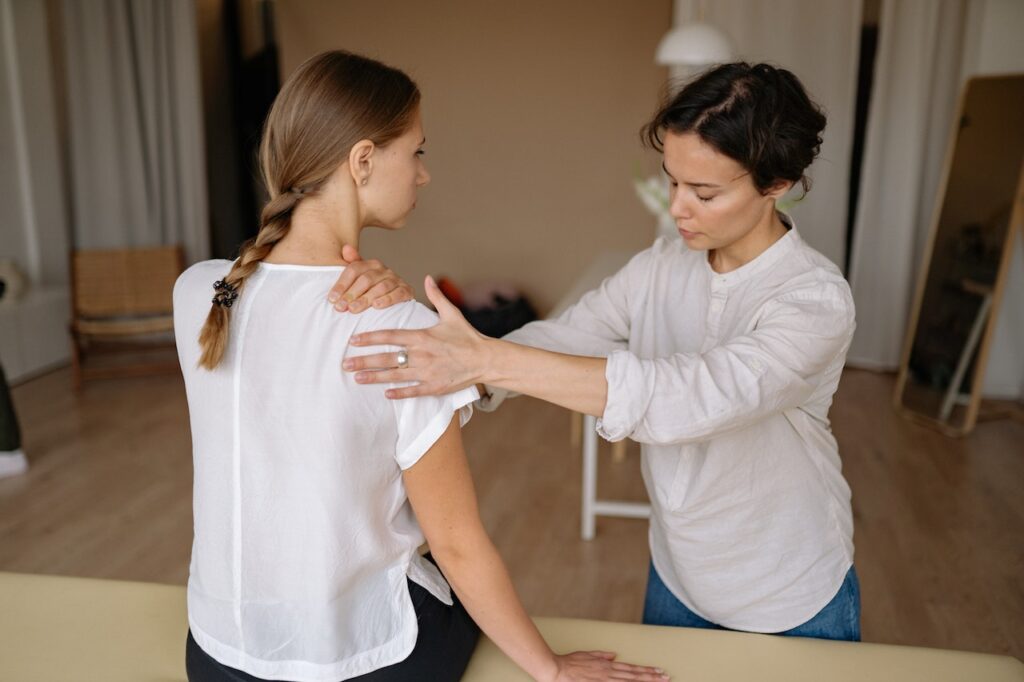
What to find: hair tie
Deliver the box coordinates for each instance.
[212,279,239,308]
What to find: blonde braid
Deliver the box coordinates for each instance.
[197,190,304,370]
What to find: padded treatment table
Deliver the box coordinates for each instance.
[1,572,1021,681]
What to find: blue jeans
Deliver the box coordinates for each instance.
[642,562,861,641]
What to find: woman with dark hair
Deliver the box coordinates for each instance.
[174,51,666,682]
[338,62,860,641]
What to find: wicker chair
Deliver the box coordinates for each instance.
[69,246,185,388]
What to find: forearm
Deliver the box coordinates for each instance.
[432,534,557,682]
[481,338,608,417]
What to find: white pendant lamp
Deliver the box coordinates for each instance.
[656,23,733,66]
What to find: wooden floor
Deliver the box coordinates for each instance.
[1,366,1021,660]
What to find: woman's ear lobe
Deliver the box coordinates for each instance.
[348,140,375,185]
[766,179,794,200]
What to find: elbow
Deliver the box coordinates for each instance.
[427,539,471,568]
[424,525,492,573]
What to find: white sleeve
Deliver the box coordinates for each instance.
[597,282,856,445]
[477,247,652,412]
[393,386,477,470]
[365,302,478,470]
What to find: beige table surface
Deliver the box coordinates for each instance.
[2,572,1021,682]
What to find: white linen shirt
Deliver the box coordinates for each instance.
[174,260,476,682]
[483,221,856,632]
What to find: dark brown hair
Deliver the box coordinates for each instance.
[643,62,826,195]
[198,51,420,370]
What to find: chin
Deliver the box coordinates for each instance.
[368,217,407,231]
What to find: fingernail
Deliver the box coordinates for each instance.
[384,390,395,399]
[342,360,354,370]
[355,373,367,383]
[351,334,362,344]
[328,292,340,303]
[335,302,347,312]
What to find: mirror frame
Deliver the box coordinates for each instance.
[894,74,1024,437]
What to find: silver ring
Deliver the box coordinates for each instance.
[396,350,409,369]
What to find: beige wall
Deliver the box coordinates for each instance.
[275,0,670,312]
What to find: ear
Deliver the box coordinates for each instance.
[764,178,794,201]
[348,139,375,186]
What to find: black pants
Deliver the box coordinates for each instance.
[186,576,479,681]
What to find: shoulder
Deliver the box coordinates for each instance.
[771,237,855,328]
[352,300,439,334]
[174,259,234,301]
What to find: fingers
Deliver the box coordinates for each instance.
[610,662,668,678]
[610,667,667,675]
[328,267,363,308]
[384,384,435,400]
[341,244,361,264]
[353,369,406,385]
[343,270,384,310]
[368,288,414,310]
[561,652,669,680]
[350,330,419,347]
[424,275,460,316]
[356,280,413,312]
[327,259,383,309]
[342,353,398,372]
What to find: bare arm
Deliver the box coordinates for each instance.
[404,417,668,682]
[345,276,611,417]
[347,276,855,445]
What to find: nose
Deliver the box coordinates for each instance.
[669,187,692,220]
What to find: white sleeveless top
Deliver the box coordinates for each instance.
[173,260,476,682]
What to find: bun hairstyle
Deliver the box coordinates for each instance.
[642,62,826,195]
[198,51,420,370]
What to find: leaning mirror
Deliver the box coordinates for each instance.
[895,74,1024,436]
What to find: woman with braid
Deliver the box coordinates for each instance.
[173,51,666,682]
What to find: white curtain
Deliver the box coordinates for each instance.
[846,0,973,370]
[670,0,863,268]
[61,0,208,263]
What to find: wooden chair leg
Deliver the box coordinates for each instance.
[570,411,582,449]
[611,440,627,464]
[70,332,83,392]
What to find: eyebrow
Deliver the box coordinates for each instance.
[661,163,721,188]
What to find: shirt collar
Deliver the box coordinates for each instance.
[702,212,800,291]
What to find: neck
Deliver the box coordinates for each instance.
[708,206,788,274]
[265,196,361,266]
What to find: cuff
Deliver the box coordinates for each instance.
[474,384,518,412]
[395,386,478,470]
[595,350,646,442]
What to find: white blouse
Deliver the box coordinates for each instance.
[482,220,856,632]
[174,260,476,682]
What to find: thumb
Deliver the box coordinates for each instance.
[424,275,460,317]
[341,244,362,264]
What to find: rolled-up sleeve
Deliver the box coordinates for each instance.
[597,283,855,445]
